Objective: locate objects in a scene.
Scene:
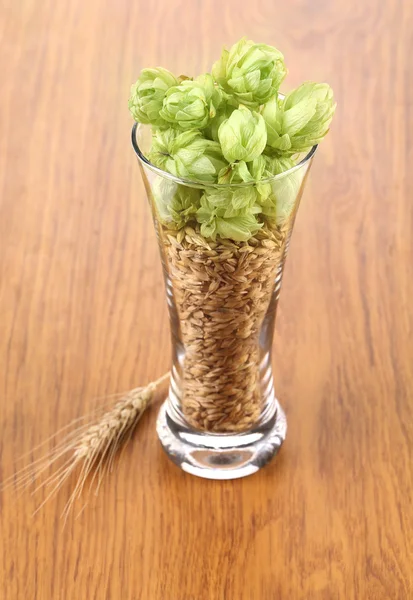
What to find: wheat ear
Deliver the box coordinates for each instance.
[1,372,170,518]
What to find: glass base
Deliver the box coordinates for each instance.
[156,398,287,480]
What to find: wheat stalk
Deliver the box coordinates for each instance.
[1,372,170,519]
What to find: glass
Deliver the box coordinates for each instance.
[132,122,316,479]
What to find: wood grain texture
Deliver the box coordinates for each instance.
[1,0,412,598]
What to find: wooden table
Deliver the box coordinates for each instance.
[1,1,412,598]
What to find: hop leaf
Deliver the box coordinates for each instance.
[218,105,267,163]
[212,38,287,108]
[159,74,223,130]
[263,82,336,155]
[129,68,180,127]
[196,187,262,241]
[149,129,227,183]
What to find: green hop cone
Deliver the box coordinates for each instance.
[261,96,288,151]
[152,178,201,228]
[264,155,296,175]
[159,73,222,130]
[149,129,227,183]
[152,177,179,223]
[272,166,304,223]
[258,156,305,223]
[248,156,273,201]
[204,99,236,142]
[129,68,180,127]
[169,185,201,228]
[283,82,336,150]
[218,105,267,163]
[218,160,254,184]
[218,155,272,201]
[212,38,287,108]
[263,82,336,155]
[196,188,262,242]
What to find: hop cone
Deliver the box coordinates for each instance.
[129,68,179,127]
[196,187,262,241]
[218,105,267,163]
[160,74,222,130]
[149,129,227,183]
[212,38,287,108]
[263,82,336,155]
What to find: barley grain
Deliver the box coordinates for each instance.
[162,223,287,432]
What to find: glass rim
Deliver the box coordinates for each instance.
[131,122,318,189]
